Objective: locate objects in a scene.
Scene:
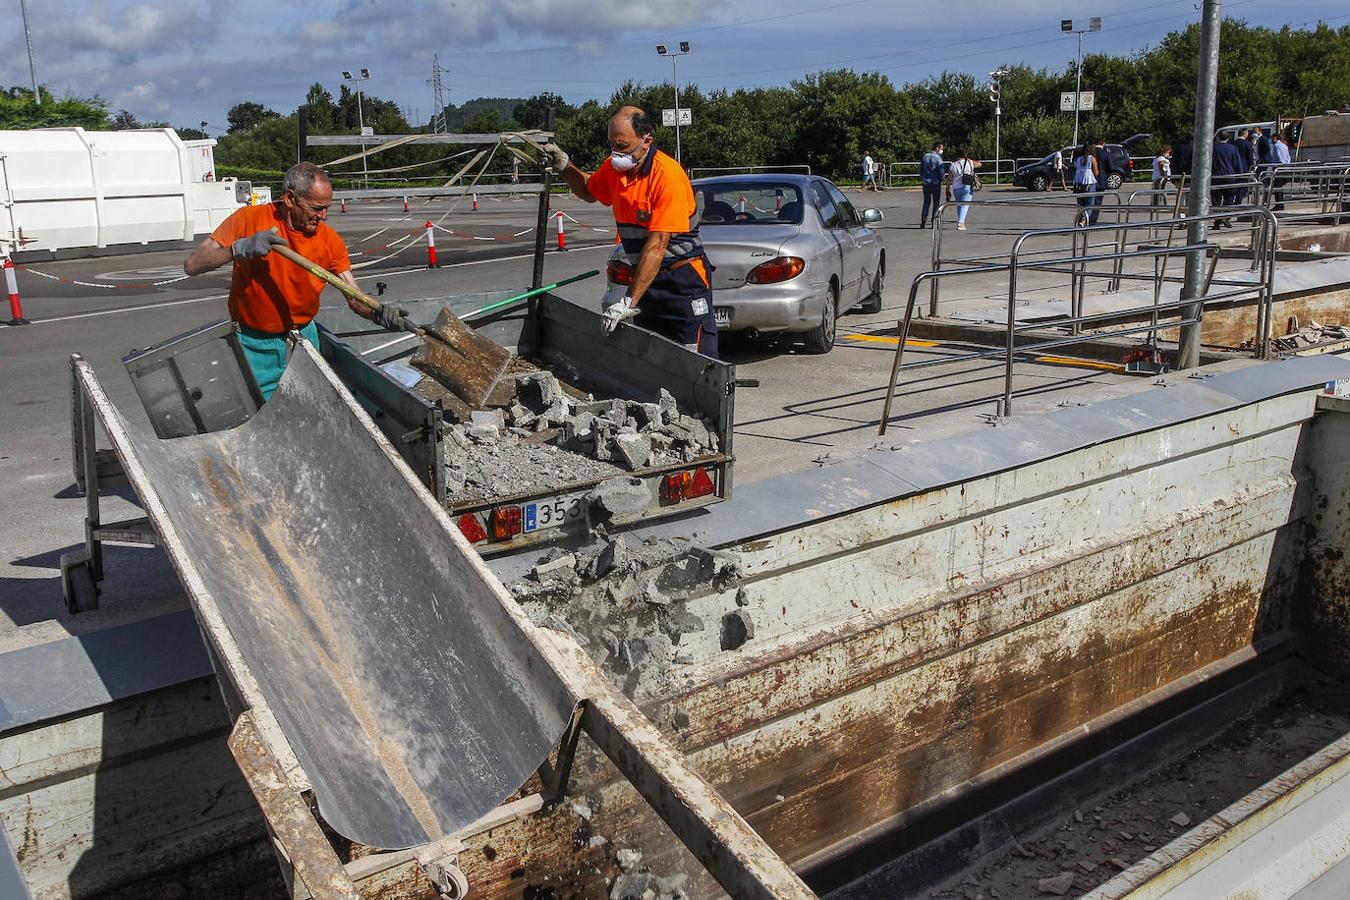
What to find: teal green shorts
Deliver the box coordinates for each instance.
[237,321,320,400]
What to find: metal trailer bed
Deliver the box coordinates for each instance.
[65,343,812,900]
[316,291,735,553]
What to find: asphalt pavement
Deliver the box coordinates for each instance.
[1,183,1157,634]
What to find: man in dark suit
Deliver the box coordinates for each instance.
[1212,135,1245,229]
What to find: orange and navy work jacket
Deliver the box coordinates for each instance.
[586,149,709,288]
[211,203,351,334]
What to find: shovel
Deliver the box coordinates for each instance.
[270,242,511,409]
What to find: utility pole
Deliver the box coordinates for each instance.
[1061,17,1101,149]
[656,42,691,164]
[1177,0,1222,370]
[989,67,1007,183]
[20,0,40,105]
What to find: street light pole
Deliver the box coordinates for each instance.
[342,68,372,189]
[1178,0,1222,370]
[1062,17,1100,149]
[656,42,691,165]
[989,67,1007,183]
[19,0,40,105]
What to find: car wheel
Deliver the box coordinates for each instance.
[1106,172,1123,190]
[1031,174,1049,192]
[859,259,884,314]
[804,284,838,354]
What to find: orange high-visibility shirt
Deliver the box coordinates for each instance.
[587,150,708,285]
[211,203,351,334]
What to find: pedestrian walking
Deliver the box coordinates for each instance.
[1212,134,1244,229]
[858,150,881,192]
[1053,147,1069,191]
[1151,145,1172,207]
[1072,142,1100,225]
[1092,137,1115,224]
[1254,127,1273,165]
[1270,131,1292,209]
[946,149,980,230]
[919,141,945,228]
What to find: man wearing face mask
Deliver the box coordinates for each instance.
[543,106,717,358]
[183,161,406,398]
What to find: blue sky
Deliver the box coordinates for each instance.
[3,0,1347,131]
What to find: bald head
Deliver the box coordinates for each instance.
[606,105,654,168]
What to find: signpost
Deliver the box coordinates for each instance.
[1059,91,1095,112]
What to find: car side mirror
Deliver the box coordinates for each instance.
[862,208,884,224]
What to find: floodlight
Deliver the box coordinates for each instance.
[1061,19,1072,32]
[342,70,353,79]
[656,44,667,54]
[679,41,689,52]
[360,68,371,78]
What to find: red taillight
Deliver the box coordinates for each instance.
[456,513,488,544]
[1127,159,1135,171]
[659,467,717,505]
[489,506,522,540]
[607,259,634,286]
[746,256,805,285]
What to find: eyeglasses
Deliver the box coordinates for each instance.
[293,195,331,215]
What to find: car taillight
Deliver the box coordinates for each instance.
[489,506,522,540]
[659,467,717,505]
[456,513,488,543]
[607,259,634,286]
[746,256,805,285]
[1127,159,1134,171]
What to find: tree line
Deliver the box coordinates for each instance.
[2,20,1345,184]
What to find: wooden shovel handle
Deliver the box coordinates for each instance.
[269,238,381,315]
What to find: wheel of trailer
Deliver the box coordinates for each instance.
[60,552,99,615]
[1106,172,1123,190]
[804,283,838,354]
[860,257,884,314]
[1031,174,1049,192]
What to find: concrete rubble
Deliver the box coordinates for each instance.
[440,370,720,506]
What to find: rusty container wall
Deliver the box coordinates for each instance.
[1297,394,1350,682]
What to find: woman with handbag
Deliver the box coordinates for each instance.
[945,149,982,231]
[1072,143,1100,225]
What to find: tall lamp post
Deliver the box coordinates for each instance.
[20,0,40,105]
[655,41,690,164]
[342,68,372,189]
[1061,17,1100,149]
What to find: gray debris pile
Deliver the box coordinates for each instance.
[443,370,719,505]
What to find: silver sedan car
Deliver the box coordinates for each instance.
[601,174,885,353]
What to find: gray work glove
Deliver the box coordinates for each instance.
[231,229,286,259]
[601,296,639,334]
[373,302,410,332]
[542,142,570,171]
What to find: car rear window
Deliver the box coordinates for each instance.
[695,184,804,226]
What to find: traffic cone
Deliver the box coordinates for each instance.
[403,196,410,213]
[4,258,28,325]
[472,192,478,212]
[340,197,348,213]
[555,211,566,251]
[425,221,438,268]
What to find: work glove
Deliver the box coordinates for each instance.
[231,229,286,259]
[373,302,410,332]
[542,142,570,171]
[601,296,639,334]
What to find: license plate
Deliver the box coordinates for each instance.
[523,493,585,533]
[714,307,731,327]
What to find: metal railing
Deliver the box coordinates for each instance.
[688,165,812,179]
[877,207,1281,431]
[886,159,1018,186]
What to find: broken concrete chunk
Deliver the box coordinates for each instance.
[616,848,642,871]
[612,433,652,470]
[583,537,628,580]
[672,414,710,447]
[532,553,577,579]
[632,402,664,430]
[658,387,678,420]
[470,408,505,428]
[466,423,500,442]
[588,476,650,517]
[642,579,672,606]
[1169,812,1191,827]
[1037,872,1075,895]
[610,871,652,900]
[515,371,562,412]
[720,608,754,650]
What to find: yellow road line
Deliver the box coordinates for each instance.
[1035,355,1125,372]
[842,333,939,347]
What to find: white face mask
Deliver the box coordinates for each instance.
[610,150,639,172]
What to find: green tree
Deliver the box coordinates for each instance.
[461,108,504,134]
[514,93,576,130]
[0,86,109,129]
[227,101,280,133]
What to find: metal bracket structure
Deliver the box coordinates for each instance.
[63,354,160,613]
[536,701,586,806]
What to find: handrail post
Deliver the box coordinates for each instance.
[878,276,926,435]
[1004,235,1029,418]
[928,202,945,317]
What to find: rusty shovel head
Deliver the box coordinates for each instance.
[411,306,512,409]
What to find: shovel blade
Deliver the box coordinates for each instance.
[411,307,512,409]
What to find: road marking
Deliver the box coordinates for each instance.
[1034,355,1124,372]
[21,244,611,325]
[841,333,939,347]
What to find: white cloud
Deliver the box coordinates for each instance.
[300,21,347,45]
[67,4,211,55]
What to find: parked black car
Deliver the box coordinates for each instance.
[1013,134,1151,191]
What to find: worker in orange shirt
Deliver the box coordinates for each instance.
[544,106,717,357]
[182,161,406,398]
